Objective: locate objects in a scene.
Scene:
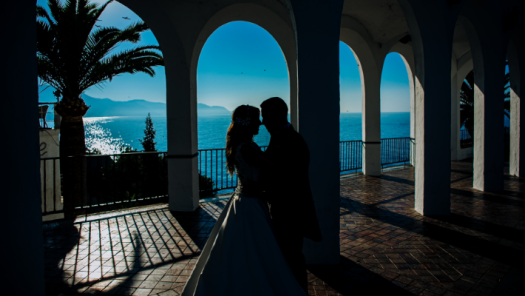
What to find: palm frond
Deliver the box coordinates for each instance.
[36,5,55,25]
[46,0,65,25]
[37,0,164,98]
[80,46,163,90]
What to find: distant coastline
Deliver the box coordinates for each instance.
[81,94,231,117]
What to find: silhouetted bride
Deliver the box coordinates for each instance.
[181,105,306,296]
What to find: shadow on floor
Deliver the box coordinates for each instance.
[44,209,201,295]
[307,256,412,295]
[340,194,525,268]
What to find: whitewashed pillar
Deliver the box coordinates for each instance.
[459,17,505,191]
[120,0,200,211]
[400,0,452,215]
[166,64,199,211]
[287,0,344,264]
[361,55,381,176]
[508,40,524,177]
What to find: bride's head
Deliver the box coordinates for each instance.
[225,105,261,176]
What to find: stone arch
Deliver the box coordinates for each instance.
[340,17,382,175]
[110,0,202,211]
[339,26,379,111]
[190,3,297,127]
[450,15,475,162]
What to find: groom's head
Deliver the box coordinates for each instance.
[261,97,288,135]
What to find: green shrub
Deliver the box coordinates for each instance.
[199,174,217,197]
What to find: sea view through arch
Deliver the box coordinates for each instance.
[82,112,411,154]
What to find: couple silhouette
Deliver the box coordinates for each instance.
[182,97,321,295]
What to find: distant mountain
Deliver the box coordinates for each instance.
[81,94,231,117]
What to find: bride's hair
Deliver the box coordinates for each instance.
[225,105,260,176]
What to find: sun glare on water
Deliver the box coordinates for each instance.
[84,117,131,155]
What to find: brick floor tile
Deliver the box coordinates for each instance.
[42,162,524,295]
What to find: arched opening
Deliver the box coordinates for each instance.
[459,70,475,149]
[380,52,411,138]
[451,19,474,161]
[457,65,507,157]
[37,0,167,154]
[36,0,171,294]
[196,21,290,193]
[338,40,363,173]
[380,52,411,168]
[339,41,363,140]
[37,0,168,211]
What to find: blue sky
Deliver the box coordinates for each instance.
[37,0,411,113]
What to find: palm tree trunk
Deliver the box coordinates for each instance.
[59,110,88,217]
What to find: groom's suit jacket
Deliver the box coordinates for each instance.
[263,125,322,242]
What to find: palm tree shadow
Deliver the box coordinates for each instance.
[46,223,144,295]
[95,232,144,295]
[43,219,80,296]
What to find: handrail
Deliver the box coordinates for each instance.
[40,138,413,217]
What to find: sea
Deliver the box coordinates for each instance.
[82,113,410,154]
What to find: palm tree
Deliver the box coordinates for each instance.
[37,0,164,212]
[459,63,510,141]
[460,71,475,138]
[504,63,510,119]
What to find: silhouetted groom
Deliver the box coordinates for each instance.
[260,97,322,292]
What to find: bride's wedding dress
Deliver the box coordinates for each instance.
[181,143,306,296]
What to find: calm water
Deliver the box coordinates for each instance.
[84,113,410,154]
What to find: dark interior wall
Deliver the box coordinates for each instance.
[0,1,45,295]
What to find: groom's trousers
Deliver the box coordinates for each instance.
[274,224,307,292]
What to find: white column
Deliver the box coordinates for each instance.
[413,53,452,215]
[166,66,200,211]
[120,0,201,211]
[472,62,505,191]
[400,1,452,215]
[508,40,524,177]
[287,0,344,264]
[0,2,45,294]
[460,21,505,191]
[361,51,381,176]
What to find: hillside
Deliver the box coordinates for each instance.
[81,94,231,117]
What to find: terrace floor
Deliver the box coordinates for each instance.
[43,160,525,296]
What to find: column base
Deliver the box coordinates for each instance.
[363,142,381,176]
[168,156,200,212]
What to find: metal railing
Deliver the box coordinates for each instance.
[381,137,411,167]
[41,138,412,217]
[460,128,510,148]
[40,157,62,216]
[198,146,268,193]
[340,140,362,172]
[41,151,168,217]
